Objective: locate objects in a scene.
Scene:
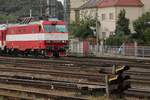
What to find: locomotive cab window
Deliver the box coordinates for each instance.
[44,25,68,33]
[56,25,68,33]
[44,25,55,32]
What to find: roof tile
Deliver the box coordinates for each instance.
[98,0,144,8]
[80,0,102,9]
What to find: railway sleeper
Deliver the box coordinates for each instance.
[78,85,106,95]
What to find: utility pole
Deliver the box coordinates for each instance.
[46,0,50,16]
[30,9,32,17]
[96,8,99,55]
[64,0,67,22]
[40,0,43,16]
[64,0,70,27]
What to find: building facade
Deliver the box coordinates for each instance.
[97,0,144,39]
[70,0,88,22]
[79,0,101,19]
[73,0,150,40]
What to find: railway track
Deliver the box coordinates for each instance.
[125,88,150,98]
[0,75,105,91]
[0,56,149,99]
[0,56,150,75]
[0,83,88,100]
[0,56,150,68]
[0,57,107,99]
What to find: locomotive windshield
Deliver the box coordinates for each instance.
[44,25,68,33]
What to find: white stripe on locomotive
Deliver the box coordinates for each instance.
[6,33,68,41]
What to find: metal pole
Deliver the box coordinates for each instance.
[30,9,32,17]
[142,47,144,57]
[134,41,137,57]
[64,0,70,28]
[112,64,116,74]
[96,8,99,55]
[46,0,50,16]
[40,0,43,16]
[64,0,67,22]
[105,75,110,97]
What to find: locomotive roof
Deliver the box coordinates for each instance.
[7,20,43,28]
[0,24,7,30]
[7,20,65,28]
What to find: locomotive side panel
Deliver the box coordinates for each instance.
[0,24,7,50]
[4,19,69,57]
[6,24,46,50]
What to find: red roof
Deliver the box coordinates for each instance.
[97,0,144,8]
[80,0,102,9]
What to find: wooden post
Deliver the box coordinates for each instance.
[112,64,116,74]
[105,75,110,97]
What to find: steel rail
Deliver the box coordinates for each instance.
[0,83,88,100]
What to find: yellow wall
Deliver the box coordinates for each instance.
[98,6,143,38]
[98,7,116,38]
[140,0,150,12]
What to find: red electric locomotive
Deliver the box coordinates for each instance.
[0,18,69,57]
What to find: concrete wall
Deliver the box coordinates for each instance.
[140,0,150,12]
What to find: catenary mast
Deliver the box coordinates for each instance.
[64,0,70,26]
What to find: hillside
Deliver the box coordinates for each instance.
[0,0,64,21]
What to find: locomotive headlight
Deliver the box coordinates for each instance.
[62,40,65,43]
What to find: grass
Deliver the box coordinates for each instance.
[0,96,4,100]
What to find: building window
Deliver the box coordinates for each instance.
[110,32,114,36]
[102,14,106,20]
[109,13,114,20]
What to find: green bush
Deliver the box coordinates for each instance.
[105,9,131,46]
[0,14,16,21]
[144,28,150,45]
[70,17,96,39]
[105,35,125,46]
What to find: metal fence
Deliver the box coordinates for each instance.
[69,40,150,58]
[89,45,150,57]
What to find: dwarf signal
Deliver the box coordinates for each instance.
[109,65,131,94]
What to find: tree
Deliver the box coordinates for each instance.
[115,9,131,36]
[0,14,16,22]
[70,16,96,39]
[105,9,131,46]
[143,28,150,45]
[133,11,150,42]
[0,0,64,21]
